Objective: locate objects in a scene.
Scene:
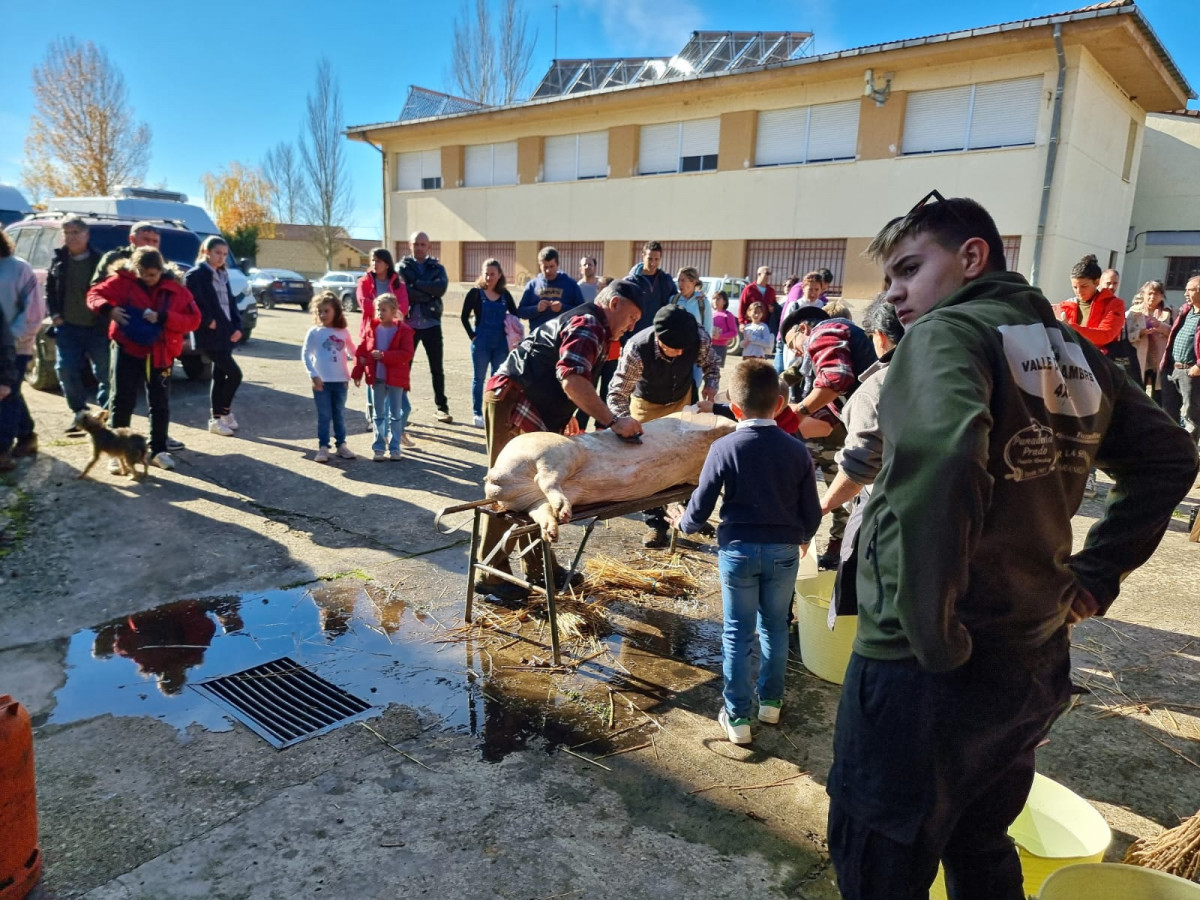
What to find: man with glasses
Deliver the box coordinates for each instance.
[46,218,108,434]
[825,192,1197,899]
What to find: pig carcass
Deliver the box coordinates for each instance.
[483,410,736,540]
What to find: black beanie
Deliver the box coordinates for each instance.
[653,305,698,350]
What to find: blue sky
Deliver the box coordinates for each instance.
[2,0,1196,238]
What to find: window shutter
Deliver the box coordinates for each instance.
[967,77,1043,150]
[421,149,442,182]
[806,101,860,162]
[902,85,972,154]
[577,131,608,179]
[755,107,808,166]
[493,141,518,185]
[543,135,577,182]
[639,123,679,174]
[396,151,421,191]
[680,117,719,156]
[464,144,493,186]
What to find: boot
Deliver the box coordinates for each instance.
[0,451,15,472]
[11,434,37,458]
[817,539,843,570]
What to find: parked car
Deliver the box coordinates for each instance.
[249,268,314,310]
[700,275,749,355]
[312,271,362,311]
[4,211,226,387]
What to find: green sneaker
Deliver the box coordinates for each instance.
[718,708,752,745]
[758,699,783,725]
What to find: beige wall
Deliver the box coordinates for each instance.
[710,241,744,280]
[257,239,365,278]
[518,136,541,185]
[608,124,638,179]
[718,110,757,172]
[857,94,907,161]
[603,240,632,277]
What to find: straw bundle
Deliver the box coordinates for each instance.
[581,555,699,601]
[1124,810,1200,882]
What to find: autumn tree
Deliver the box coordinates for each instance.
[262,140,304,224]
[22,38,152,200]
[451,0,537,106]
[201,163,272,262]
[299,59,353,270]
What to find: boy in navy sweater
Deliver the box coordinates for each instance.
[669,359,821,744]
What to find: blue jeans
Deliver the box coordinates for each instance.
[55,324,111,412]
[718,542,798,719]
[367,383,408,453]
[0,354,33,452]
[471,336,509,417]
[312,381,348,448]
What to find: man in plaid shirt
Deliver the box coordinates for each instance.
[476,279,645,604]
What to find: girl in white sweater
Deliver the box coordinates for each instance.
[302,293,357,463]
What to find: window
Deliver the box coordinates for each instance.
[396,149,442,191]
[462,241,516,281]
[902,76,1043,155]
[26,228,58,270]
[631,241,712,277]
[1166,257,1200,292]
[1002,236,1021,272]
[543,132,608,182]
[539,241,605,276]
[1122,119,1138,182]
[755,100,860,167]
[464,142,518,187]
[638,118,719,175]
[745,239,848,295]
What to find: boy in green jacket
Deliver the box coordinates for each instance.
[826,193,1198,900]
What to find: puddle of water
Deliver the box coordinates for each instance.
[45,582,723,761]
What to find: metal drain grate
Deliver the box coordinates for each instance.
[191,657,376,749]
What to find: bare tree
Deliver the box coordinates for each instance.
[21,38,152,199]
[451,0,537,106]
[262,140,304,224]
[298,59,353,270]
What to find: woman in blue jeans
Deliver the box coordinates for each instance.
[460,258,517,428]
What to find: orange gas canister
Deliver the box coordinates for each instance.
[0,695,41,900]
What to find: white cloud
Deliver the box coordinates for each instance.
[577,0,707,56]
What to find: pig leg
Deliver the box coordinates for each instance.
[534,465,573,529]
[528,501,561,542]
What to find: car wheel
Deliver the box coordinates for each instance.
[727,333,742,356]
[299,301,310,312]
[180,355,213,381]
[260,294,275,310]
[341,292,357,313]
[25,339,59,392]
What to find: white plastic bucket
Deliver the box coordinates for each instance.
[1039,863,1200,899]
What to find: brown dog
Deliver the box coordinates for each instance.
[75,410,149,480]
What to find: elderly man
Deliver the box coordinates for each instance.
[779,305,878,569]
[476,279,645,603]
[92,221,161,285]
[827,194,1197,900]
[518,246,583,331]
[578,256,600,303]
[608,305,721,547]
[1161,274,1200,444]
[46,218,108,433]
[400,231,451,422]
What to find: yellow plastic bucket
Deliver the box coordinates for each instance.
[931,773,1112,899]
[795,571,857,685]
[1039,863,1200,899]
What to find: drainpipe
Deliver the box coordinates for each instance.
[362,131,387,252]
[1030,24,1065,288]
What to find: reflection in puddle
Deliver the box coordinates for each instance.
[47,583,723,760]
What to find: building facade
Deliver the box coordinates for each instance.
[255,224,376,279]
[348,3,1192,299]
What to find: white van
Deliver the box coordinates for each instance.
[46,186,251,300]
[0,184,31,228]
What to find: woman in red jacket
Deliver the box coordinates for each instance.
[1059,254,1125,353]
[356,248,410,435]
[87,247,202,470]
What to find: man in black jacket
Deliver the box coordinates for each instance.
[626,241,677,333]
[46,218,109,431]
[400,231,452,422]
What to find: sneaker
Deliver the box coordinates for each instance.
[315,447,329,463]
[150,452,176,471]
[65,421,86,437]
[642,526,670,549]
[221,412,239,430]
[472,414,485,428]
[401,433,415,448]
[373,450,387,461]
[11,434,37,458]
[758,700,782,725]
[1083,471,1097,499]
[165,436,186,452]
[336,443,356,460]
[389,450,403,461]
[108,457,123,475]
[436,410,453,424]
[208,418,234,436]
[718,708,752,745]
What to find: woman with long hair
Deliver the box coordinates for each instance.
[186,236,244,436]
[460,258,516,428]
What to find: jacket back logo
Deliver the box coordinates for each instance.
[998,324,1102,418]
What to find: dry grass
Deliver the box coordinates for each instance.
[1124,811,1200,881]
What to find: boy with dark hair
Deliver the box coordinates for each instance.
[669,359,821,745]
[826,192,1198,899]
